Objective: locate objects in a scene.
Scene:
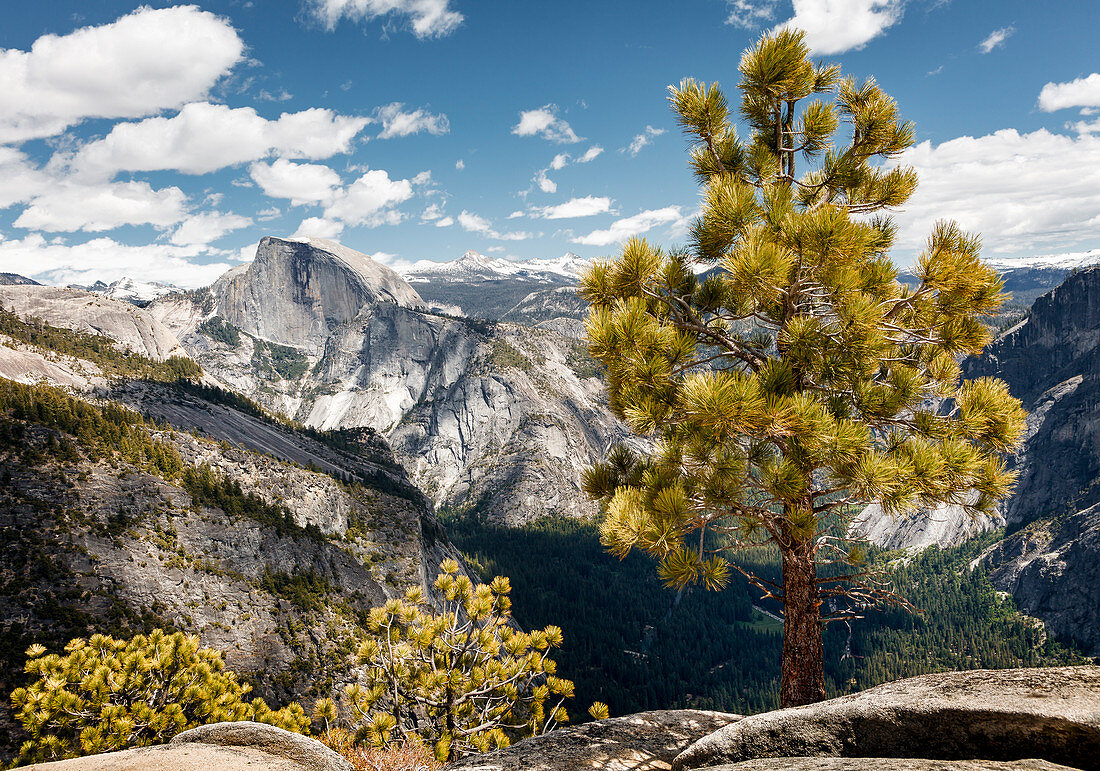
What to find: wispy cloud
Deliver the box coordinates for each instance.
[529,145,603,196]
[305,0,463,38]
[624,126,665,156]
[724,0,780,27]
[1039,73,1100,112]
[572,206,686,246]
[374,102,449,139]
[978,26,1014,54]
[513,105,582,144]
[458,210,532,240]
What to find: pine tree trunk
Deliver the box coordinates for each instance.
[779,537,826,708]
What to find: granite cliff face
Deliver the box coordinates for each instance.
[151,237,628,524]
[964,267,1100,529]
[981,325,1100,652]
[1,284,188,361]
[213,237,424,353]
[853,268,1100,654]
[980,504,1100,656]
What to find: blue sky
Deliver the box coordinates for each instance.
[1,0,1098,287]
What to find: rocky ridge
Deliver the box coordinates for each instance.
[0,272,39,286]
[1,283,188,361]
[399,250,584,319]
[0,288,469,757]
[151,237,629,524]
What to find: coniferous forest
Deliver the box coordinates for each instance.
[444,511,1085,717]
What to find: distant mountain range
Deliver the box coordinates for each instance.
[403,249,592,283]
[395,250,589,319]
[65,277,181,307]
[396,247,1100,321]
[0,273,40,286]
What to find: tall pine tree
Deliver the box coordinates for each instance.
[580,29,1026,708]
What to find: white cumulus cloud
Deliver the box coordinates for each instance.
[13,181,188,233]
[890,127,1100,257]
[978,26,1014,54]
[0,147,53,208]
[170,211,252,247]
[1039,73,1100,112]
[250,159,342,206]
[66,103,370,178]
[0,6,244,144]
[0,233,232,289]
[529,196,613,220]
[773,0,904,54]
[572,207,686,247]
[323,169,414,228]
[294,216,346,239]
[375,102,449,139]
[513,105,581,144]
[305,0,463,38]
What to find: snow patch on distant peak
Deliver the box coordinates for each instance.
[984,249,1100,272]
[402,250,594,283]
[105,277,180,301]
[67,277,181,305]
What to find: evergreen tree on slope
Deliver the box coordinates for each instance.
[581,29,1026,707]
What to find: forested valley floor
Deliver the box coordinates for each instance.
[444,512,1086,717]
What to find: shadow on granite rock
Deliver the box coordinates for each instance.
[27,721,352,771]
[443,709,740,771]
[700,760,1080,771]
[673,667,1100,771]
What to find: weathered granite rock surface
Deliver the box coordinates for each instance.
[171,722,352,770]
[443,709,740,771]
[849,498,994,552]
[25,722,351,771]
[0,284,188,361]
[699,760,1079,771]
[152,236,632,524]
[21,743,305,770]
[980,503,1100,656]
[214,236,425,353]
[672,666,1100,770]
